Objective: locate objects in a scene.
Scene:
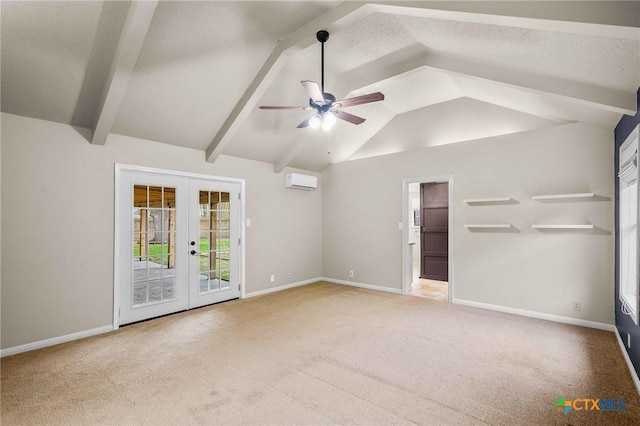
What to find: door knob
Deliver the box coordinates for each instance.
[190,250,200,255]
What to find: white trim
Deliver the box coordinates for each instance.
[614,328,640,394]
[401,176,454,302]
[321,277,402,294]
[0,325,113,358]
[618,125,640,326]
[115,163,245,184]
[114,164,121,330]
[240,180,246,299]
[452,298,614,331]
[244,278,321,298]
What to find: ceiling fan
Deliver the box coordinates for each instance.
[259,30,385,131]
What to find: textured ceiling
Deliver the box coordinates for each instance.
[2,1,639,172]
[1,1,129,128]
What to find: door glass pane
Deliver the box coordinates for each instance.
[198,190,231,294]
[163,187,175,208]
[148,186,162,208]
[132,184,178,306]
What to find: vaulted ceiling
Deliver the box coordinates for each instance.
[2,1,639,172]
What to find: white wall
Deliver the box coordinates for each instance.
[322,122,614,324]
[0,113,322,349]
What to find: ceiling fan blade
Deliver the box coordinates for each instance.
[301,80,325,105]
[259,105,313,110]
[335,110,366,125]
[297,117,311,128]
[335,92,384,108]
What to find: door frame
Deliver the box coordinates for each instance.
[401,175,454,301]
[113,164,246,330]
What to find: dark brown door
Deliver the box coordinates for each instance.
[420,182,448,281]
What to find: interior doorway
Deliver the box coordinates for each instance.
[420,182,449,281]
[402,176,453,302]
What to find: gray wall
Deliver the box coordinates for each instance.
[0,112,616,351]
[1,113,322,349]
[322,122,614,324]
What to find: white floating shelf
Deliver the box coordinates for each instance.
[531,192,594,201]
[464,197,512,204]
[464,224,512,229]
[531,224,594,229]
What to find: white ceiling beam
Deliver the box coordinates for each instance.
[91,1,158,145]
[370,1,640,40]
[336,44,428,96]
[423,54,637,116]
[205,1,372,163]
[274,134,316,173]
[340,46,636,116]
[329,112,395,164]
[205,51,291,162]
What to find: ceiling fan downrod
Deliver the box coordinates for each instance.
[317,30,329,95]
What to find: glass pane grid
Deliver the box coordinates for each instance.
[197,191,232,295]
[132,184,177,307]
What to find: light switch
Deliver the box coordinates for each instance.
[398,222,403,230]
[246,219,251,227]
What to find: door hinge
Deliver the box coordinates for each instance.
[119,308,121,317]
[238,193,241,200]
[238,284,241,291]
[238,238,241,246]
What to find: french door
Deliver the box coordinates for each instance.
[116,166,242,326]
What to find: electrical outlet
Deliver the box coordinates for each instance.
[270,275,275,283]
[572,302,581,311]
[628,333,631,349]
[287,272,292,278]
[349,270,354,278]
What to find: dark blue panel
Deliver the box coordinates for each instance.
[615,88,640,376]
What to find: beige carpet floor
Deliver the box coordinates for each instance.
[2,282,639,425]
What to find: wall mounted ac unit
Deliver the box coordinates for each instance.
[286,173,317,191]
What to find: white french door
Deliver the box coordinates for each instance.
[116,166,242,326]
[188,178,241,309]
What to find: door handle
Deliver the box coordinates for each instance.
[190,241,199,255]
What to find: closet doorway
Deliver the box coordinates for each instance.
[402,176,453,301]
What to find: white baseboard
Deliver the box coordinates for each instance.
[320,277,402,294]
[614,328,640,394]
[244,278,320,298]
[244,277,402,298]
[0,325,114,358]
[452,298,614,331]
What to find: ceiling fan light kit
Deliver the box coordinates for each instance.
[309,114,322,129]
[259,30,385,130]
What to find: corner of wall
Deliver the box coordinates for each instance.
[614,87,640,379]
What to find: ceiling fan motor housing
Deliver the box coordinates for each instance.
[309,93,336,113]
